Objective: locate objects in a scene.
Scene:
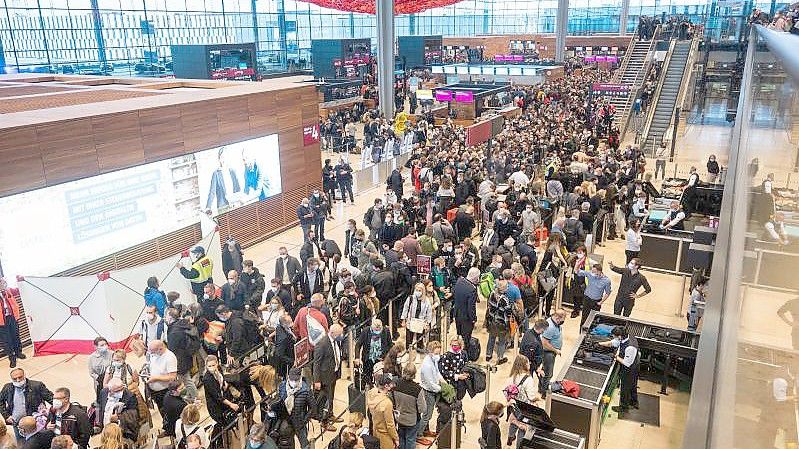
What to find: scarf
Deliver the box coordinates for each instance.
[284,381,301,414]
[369,331,383,362]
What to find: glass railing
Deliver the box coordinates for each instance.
[683,25,799,449]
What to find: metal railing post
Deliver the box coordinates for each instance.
[348,327,355,380]
[676,274,688,317]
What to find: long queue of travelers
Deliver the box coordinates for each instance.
[0,65,700,449]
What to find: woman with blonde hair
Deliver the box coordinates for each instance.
[99,423,132,449]
[175,403,211,449]
[479,401,505,449]
[400,283,433,350]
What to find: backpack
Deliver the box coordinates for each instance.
[478,272,495,299]
[241,310,263,347]
[467,336,481,362]
[419,235,437,256]
[650,328,684,344]
[563,218,579,249]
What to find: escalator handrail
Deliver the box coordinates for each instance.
[640,38,677,153]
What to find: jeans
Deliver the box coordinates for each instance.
[486,333,507,360]
[417,389,438,438]
[177,372,198,402]
[580,296,602,328]
[301,224,311,242]
[315,217,326,241]
[540,351,557,398]
[2,315,22,358]
[339,182,354,203]
[655,159,666,179]
[398,424,418,449]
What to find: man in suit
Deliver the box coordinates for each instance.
[274,247,302,287]
[452,268,479,344]
[313,324,344,432]
[335,158,355,204]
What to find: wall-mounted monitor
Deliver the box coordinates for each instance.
[0,135,282,282]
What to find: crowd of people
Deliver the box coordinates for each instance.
[751,5,799,34]
[0,51,721,449]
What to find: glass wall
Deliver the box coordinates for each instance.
[0,0,710,76]
[683,25,799,449]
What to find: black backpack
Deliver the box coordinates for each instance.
[563,219,579,249]
[467,336,481,362]
[241,310,263,347]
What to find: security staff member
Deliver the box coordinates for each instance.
[600,326,639,414]
[765,212,789,245]
[681,167,700,213]
[660,201,686,232]
[177,246,214,300]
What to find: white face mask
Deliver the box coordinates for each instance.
[52,399,64,410]
[288,380,299,389]
[228,279,236,285]
[413,291,422,299]
[627,262,636,271]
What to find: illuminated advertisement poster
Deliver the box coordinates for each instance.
[0,134,281,282]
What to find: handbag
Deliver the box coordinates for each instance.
[407,318,427,334]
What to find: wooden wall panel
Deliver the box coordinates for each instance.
[92,111,145,173]
[217,97,251,142]
[180,102,221,153]
[140,105,185,163]
[248,92,278,135]
[0,128,45,194]
[37,119,99,185]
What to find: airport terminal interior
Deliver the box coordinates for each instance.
[0,2,798,449]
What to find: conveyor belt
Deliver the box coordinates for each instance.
[564,366,606,403]
[590,313,700,359]
[523,429,585,449]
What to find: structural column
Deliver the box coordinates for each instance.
[619,0,630,35]
[554,0,569,62]
[376,0,395,118]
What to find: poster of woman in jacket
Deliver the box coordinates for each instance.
[198,134,282,216]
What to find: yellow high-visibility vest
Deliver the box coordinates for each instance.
[189,256,213,284]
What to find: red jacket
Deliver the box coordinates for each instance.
[0,289,20,326]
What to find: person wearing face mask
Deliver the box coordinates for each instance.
[292,293,331,347]
[417,341,445,442]
[438,337,470,401]
[354,319,392,386]
[480,401,505,449]
[598,326,640,414]
[145,340,178,425]
[608,258,651,317]
[378,212,404,251]
[335,158,355,204]
[89,338,113,404]
[575,264,612,328]
[202,355,238,438]
[244,423,275,449]
[292,258,325,305]
[239,260,266,312]
[158,381,187,438]
[270,315,297,378]
[177,246,214,301]
[0,368,53,437]
[659,200,686,232]
[309,189,329,241]
[139,305,166,350]
[258,297,284,335]
[297,197,315,243]
[313,324,344,431]
[629,192,648,226]
[219,270,246,312]
[518,203,541,243]
[540,309,566,399]
[364,199,385,243]
[401,283,434,350]
[265,278,293,318]
[96,378,138,442]
[221,237,243,279]
[625,219,643,264]
[367,374,399,449]
[430,214,455,247]
[45,387,91,449]
[17,416,54,449]
[273,368,317,448]
[165,308,200,403]
[274,247,301,288]
[198,284,224,324]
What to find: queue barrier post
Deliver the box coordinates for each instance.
[676,274,688,317]
[348,326,356,380]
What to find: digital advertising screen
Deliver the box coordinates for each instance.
[0,134,281,283]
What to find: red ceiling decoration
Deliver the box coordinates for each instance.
[296,0,464,15]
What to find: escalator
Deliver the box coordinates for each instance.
[607,30,658,135]
[641,40,694,152]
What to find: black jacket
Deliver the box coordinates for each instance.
[221,280,247,311]
[293,269,325,301]
[21,430,55,449]
[46,403,92,449]
[452,277,477,322]
[223,311,248,358]
[273,380,317,431]
[266,287,293,315]
[271,325,297,378]
[519,330,544,370]
[389,170,404,196]
[97,388,139,441]
[161,393,187,437]
[202,371,231,424]
[167,320,196,375]
[355,328,392,363]
[313,336,341,386]
[300,240,321,267]
[371,269,396,304]
[240,268,266,310]
[274,255,302,285]
[0,379,53,420]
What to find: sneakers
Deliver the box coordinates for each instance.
[570,310,580,319]
[496,357,508,365]
[486,356,493,362]
[9,358,15,368]
[611,405,628,415]
[16,353,26,360]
